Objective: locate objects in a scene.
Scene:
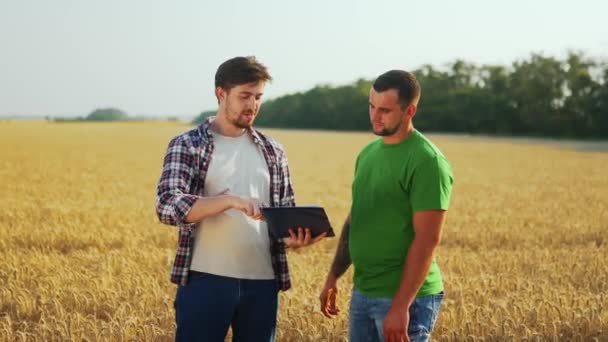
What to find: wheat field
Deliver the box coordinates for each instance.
[0,121,606,341]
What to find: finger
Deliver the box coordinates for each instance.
[324,288,333,313]
[321,289,338,318]
[253,200,264,217]
[251,209,262,220]
[253,205,261,218]
[303,228,312,244]
[312,232,327,244]
[329,288,338,314]
[320,293,330,317]
[297,227,304,243]
[288,228,297,240]
[383,328,393,342]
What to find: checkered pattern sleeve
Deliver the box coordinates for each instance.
[155,136,200,226]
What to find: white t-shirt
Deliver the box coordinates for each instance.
[190,130,275,279]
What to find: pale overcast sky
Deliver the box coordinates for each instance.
[1,0,606,118]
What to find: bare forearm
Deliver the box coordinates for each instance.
[329,215,352,279]
[393,237,439,308]
[184,195,235,223]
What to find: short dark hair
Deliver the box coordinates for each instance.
[214,56,272,91]
[372,70,421,108]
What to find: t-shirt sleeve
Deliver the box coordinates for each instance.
[410,156,454,212]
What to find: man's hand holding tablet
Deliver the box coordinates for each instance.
[261,206,335,249]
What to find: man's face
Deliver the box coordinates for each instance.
[368,88,408,136]
[218,81,266,129]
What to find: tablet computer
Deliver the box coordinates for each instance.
[262,206,335,239]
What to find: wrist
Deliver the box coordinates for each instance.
[325,273,338,285]
[392,293,414,309]
[223,194,237,209]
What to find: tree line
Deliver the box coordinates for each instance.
[195,52,608,139]
[51,108,180,123]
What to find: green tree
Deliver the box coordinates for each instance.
[561,52,598,136]
[85,108,128,122]
[509,54,565,135]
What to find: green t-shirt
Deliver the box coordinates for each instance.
[349,130,453,298]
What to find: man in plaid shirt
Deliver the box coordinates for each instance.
[156,56,325,342]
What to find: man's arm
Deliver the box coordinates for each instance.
[330,214,352,278]
[390,156,452,307]
[155,136,199,226]
[184,195,263,223]
[393,210,445,307]
[383,209,446,341]
[320,214,351,317]
[155,136,262,226]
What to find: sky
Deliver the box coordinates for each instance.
[1,0,606,118]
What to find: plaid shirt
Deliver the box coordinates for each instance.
[155,117,295,290]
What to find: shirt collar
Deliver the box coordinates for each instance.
[199,116,264,146]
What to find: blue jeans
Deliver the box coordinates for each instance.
[174,271,278,342]
[349,288,444,342]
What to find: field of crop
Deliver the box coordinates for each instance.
[1,121,606,341]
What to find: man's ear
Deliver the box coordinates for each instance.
[406,104,417,119]
[215,87,226,103]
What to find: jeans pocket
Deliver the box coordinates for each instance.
[429,293,444,329]
[408,294,442,338]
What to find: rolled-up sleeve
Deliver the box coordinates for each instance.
[155,136,200,226]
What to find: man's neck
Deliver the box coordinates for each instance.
[382,122,415,145]
[211,113,247,137]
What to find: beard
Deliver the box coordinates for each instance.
[230,112,255,129]
[372,119,402,136]
[225,100,256,129]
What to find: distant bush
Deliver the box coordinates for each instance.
[52,108,129,122]
[85,108,128,122]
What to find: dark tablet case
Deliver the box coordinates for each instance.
[261,206,336,238]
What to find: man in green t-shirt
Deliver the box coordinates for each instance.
[319,70,454,342]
